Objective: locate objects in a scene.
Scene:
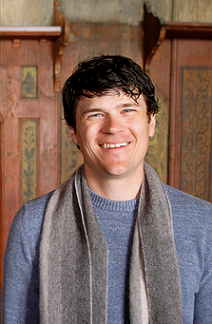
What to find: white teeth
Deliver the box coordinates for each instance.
[102,142,128,149]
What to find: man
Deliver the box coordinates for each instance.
[2,55,212,324]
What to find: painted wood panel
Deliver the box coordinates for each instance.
[0,39,59,292]
[145,39,172,183]
[181,68,212,200]
[22,66,38,98]
[169,39,212,202]
[145,94,169,183]
[21,120,38,204]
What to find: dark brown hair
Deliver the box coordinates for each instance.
[62,54,159,130]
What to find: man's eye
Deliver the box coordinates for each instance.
[88,113,103,118]
[122,109,136,113]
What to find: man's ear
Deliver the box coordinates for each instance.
[149,114,156,138]
[68,126,78,145]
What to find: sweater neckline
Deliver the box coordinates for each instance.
[88,188,139,212]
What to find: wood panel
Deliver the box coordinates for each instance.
[0,39,59,289]
[145,39,171,183]
[142,5,212,201]
[169,39,212,202]
[181,68,212,200]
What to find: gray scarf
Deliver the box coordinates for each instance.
[40,163,182,323]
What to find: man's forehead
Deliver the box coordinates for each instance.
[81,86,140,96]
[77,89,145,106]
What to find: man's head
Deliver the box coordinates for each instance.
[62,54,159,131]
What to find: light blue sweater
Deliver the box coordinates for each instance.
[90,188,139,323]
[1,184,212,323]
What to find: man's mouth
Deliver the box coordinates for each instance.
[100,142,129,149]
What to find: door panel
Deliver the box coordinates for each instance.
[169,39,212,201]
[0,39,59,289]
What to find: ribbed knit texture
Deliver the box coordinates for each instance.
[89,189,139,323]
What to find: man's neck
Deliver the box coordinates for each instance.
[85,168,144,201]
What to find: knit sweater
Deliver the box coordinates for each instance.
[2,182,212,323]
[90,188,139,323]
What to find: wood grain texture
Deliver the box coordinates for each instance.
[168,38,212,202]
[0,39,59,287]
[181,68,212,200]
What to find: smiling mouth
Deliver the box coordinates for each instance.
[100,142,129,149]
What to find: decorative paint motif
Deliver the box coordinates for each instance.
[145,95,169,183]
[21,120,37,204]
[22,66,38,98]
[181,68,212,201]
[60,118,83,184]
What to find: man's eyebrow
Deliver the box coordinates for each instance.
[120,102,139,107]
[81,108,104,116]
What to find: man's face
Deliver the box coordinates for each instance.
[69,90,155,181]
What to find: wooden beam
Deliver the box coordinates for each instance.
[0,26,61,39]
[54,0,71,92]
[165,22,212,39]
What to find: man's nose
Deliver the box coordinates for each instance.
[102,115,124,135]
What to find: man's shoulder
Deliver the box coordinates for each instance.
[17,168,80,226]
[21,191,54,218]
[163,183,212,210]
[10,191,54,235]
[163,183,212,227]
[163,185,212,257]
[5,191,55,264]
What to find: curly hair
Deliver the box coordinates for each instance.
[62,54,159,130]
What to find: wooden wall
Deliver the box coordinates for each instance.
[0,38,60,288]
